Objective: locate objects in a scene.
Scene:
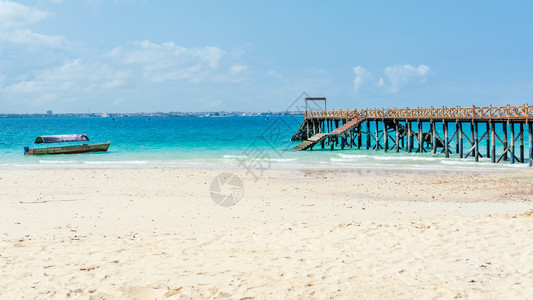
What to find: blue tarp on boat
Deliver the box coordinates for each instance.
[35,134,89,144]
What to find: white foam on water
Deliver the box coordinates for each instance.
[84,160,149,165]
[268,158,298,162]
[39,160,79,164]
[222,155,249,159]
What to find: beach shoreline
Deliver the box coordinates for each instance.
[1,167,532,298]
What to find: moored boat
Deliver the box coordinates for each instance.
[24,134,110,155]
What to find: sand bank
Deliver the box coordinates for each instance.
[1,168,532,299]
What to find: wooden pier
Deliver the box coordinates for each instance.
[292,104,533,166]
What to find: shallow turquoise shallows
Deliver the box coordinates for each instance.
[0,116,530,170]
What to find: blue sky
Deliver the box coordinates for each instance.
[1,0,532,113]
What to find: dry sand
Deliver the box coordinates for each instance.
[1,167,533,299]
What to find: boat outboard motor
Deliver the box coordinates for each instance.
[24,147,29,155]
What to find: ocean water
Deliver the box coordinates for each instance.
[0,116,531,171]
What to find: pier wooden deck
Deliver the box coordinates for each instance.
[293,133,329,151]
[291,104,533,166]
[293,118,366,151]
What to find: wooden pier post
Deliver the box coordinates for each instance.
[384,122,389,152]
[407,120,412,153]
[470,122,475,158]
[444,121,449,158]
[474,121,479,162]
[374,120,379,151]
[491,121,496,163]
[455,122,460,154]
[366,121,371,150]
[520,123,524,163]
[395,121,400,153]
[485,122,490,159]
[510,122,515,164]
[418,121,423,153]
[458,122,463,158]
[503,121,508,161]
[431,121,436,154]
[526,123,533,167]
[357,124,362,149]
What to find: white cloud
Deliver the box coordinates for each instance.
[0,29,67,47]
[384,64,430,92]
[266,70,280,78]
[230,65,247,75]
[352,64,432,94]
[0,1,51,29]
[353,66,373,92]
[1,39,248,109]
[2,58,130,96]
[108,40,240,83]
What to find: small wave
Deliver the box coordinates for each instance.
[336,153,454,162]
[338,154,371,159]
[84,160,149,165]
[222,155,249,159]
[39,160,78,164]
[372,155,439,161]
[268,158,298,162]
[330,157,359,163]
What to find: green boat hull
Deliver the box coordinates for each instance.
[26,142,110,155]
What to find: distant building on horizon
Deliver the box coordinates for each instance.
[47,110,53,116]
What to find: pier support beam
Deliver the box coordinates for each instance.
[444,121,449,158]
[459,122,463,158]
[418,120,423,153]
[486,122,490,159]
[394,120,400,152]
[474,121,479,162]
[366,121,370,150]
[503,122,508,161]
[407,120,412,153]
[511,122,515,164]
[374,121,379,151]
[491,121,496,163]
[432,121,436,155]
[470,122,475,159]
[357,125,362,149]
[455,122,460,154]
[384,122,389,152]
[520,123,524,163]
[526,123,533,167]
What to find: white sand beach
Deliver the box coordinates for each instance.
[1,167,532,299]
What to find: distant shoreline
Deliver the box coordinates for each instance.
[0,111,304,119]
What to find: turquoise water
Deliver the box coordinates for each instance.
[0,116,531,171]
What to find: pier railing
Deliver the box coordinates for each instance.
[305,105,533,121]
